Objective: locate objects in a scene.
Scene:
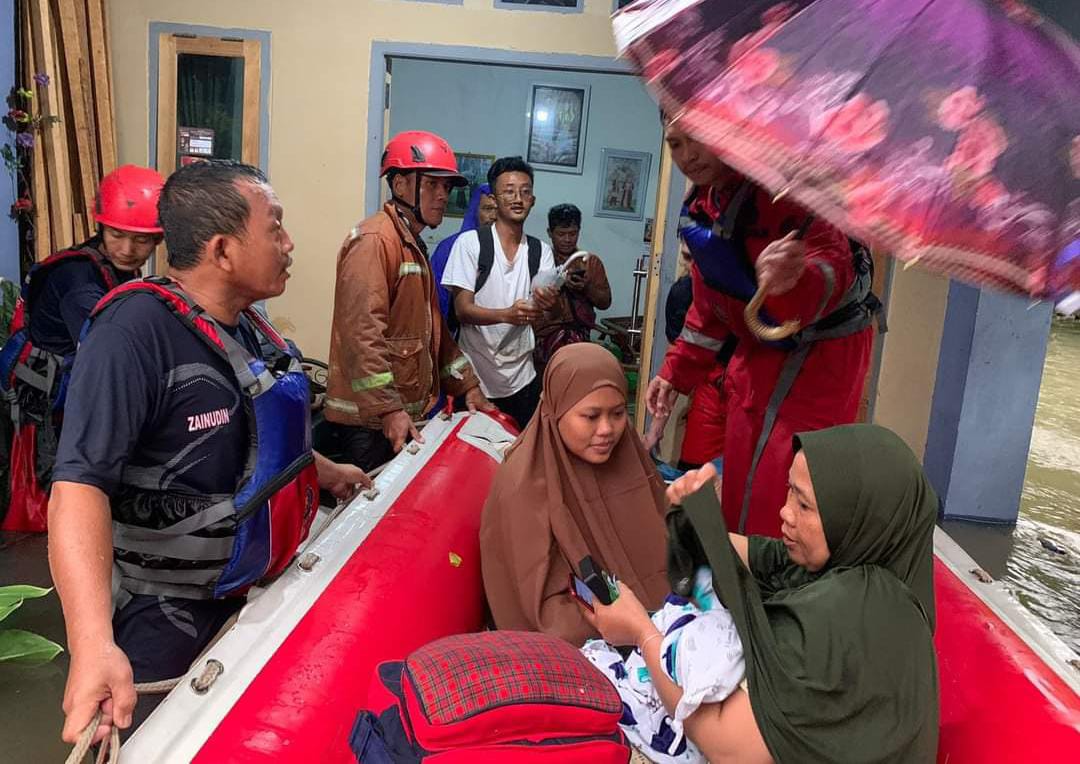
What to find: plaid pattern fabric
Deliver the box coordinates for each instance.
[405,631,621,725]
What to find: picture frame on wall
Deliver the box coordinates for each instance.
[497,0,582,10]
[446,152,495,217]
[595,148,652,221]
[525,84,589,174]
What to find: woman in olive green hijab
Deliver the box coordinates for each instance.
[584,424,939,763]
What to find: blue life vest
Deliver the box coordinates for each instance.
[90,277,319,601]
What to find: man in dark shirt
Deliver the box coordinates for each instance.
[0,167,165,524]
[26,165,166,355]
[49,160,369,746]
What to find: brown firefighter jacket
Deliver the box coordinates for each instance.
[325,203,479,428]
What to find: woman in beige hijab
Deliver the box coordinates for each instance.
[480,343,669,646]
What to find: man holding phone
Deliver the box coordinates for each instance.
[532,203,612,372]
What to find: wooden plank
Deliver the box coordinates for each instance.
[634,142,676,432]
[29,0,74,247]
[56,0,96,230]
[241,39,261,166]
[73,0,101,184]
[155,32,177,177]
[22,0,52,260]
[49,0,86,241]
[85,0,115,175]
[151,30,178,271]
[174,36,244,57]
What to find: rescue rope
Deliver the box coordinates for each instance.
[65,660,224,764]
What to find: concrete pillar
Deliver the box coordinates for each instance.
[923,284,1052,523]
[872,265,951,457]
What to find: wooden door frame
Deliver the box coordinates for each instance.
[148,23,271,175]
[154,34,261,177]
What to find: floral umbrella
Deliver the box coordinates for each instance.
[613,0,1080,301]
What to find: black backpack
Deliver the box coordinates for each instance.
[447,224,542,333]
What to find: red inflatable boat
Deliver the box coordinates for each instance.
[122,412,1080,763]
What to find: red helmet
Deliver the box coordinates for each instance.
[380,131,467,187]
[94,165,166,234]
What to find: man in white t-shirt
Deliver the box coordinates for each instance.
[442,156,557,428]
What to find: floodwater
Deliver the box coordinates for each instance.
[945,319,1080,657]
[0,532,72,762]
[1,324,1079,759]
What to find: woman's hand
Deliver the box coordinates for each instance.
[579,582,657,648]
[666,461,719,506]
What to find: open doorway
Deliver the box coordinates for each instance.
[378,49,678,422]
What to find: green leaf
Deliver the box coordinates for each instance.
[0,585,53,600]
[0,585,52,606]
[0,629,64,665]
[0,601,22,622]
[0,586,53,623]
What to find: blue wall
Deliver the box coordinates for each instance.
[388,57,662,319]
[926,284,1053,523]
[0,0,17,284]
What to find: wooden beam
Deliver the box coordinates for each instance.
[29,0,73,247]
[21,0,52,260]
[241,39,261,166]
[49,0,86,241]
[174,36,244,57]
[85,0,115,175]
[56,0,96,232]
[155,32,177,177]
[73,0,102,184]
[634,143,675,432]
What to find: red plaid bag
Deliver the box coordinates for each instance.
[351,631,630,763]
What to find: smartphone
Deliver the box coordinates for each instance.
[569,574,595,611]
[579,556,618,606]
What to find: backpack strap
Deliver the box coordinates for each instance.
[475,227,542,290]
[90,277,229,361]
[25,239,118,307]
[475,224,496,294]
[90,277,285,395]
[526,235,541,279]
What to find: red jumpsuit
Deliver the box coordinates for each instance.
[659,182,872,537]
[679,365,727,468]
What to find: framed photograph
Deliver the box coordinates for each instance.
[447,152,495,218]
[595,149,652,220]
[496,0,583,12]
[525,84,589,174]
[612,0,637,10]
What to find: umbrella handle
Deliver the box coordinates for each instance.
[744,287,801,341]
[744,215,813,341]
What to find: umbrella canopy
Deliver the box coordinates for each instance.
[614,0,1080,300]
